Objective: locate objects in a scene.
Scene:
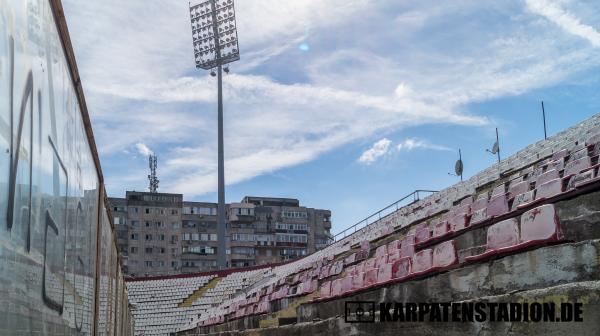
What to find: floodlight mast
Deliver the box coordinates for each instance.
[189,0,240,270]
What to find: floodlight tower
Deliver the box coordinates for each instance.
[189,0,240,269]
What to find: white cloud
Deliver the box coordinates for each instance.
[358,139,393,165]
[62,0,600,197]
[135,143,153,157]
[525,0,600,47]
[396,138,451,152]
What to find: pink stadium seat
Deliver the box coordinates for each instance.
[511,190,535,211]
[570,149,588,161]
[491,184,506,198]
[465,218,520,262]
[470,208,488,226]
[432,240,458,271]
[566,169,598,189]
[330,279,343,297]
[364,268,379,287]
[415,223,431,244]
[319,281,331,298]
[391,257,412,280]
[536,169,560,186]
[535,178,563,201]
[318,265,330,280]
[344,253,356,265]
[432,220,452,239]
[360,240,370,252]
[403,234,416,245]
[375,245,387,257]
[365,258,377,270]
[387,239,401,253]
[377,263,393,283]
[341,275,354,294]
[356,249,369,261]
[564,157,592,177]
[487,194,509,218]
[355,261,365,274]
[519,204,562,246]
[375,253,387,268]
[552,149,569,161]
[332,261,344,275]
[508,181,530,200]
[586,133,600,147]
[449,213,469,232]
[352,272,364,291]
[472,195,488,212]
[460,196,474,206]
[411,249,433,276]
[304,279,318,294]
[387,249,402,264]
[346,265,356,276]
[399,242,415,258]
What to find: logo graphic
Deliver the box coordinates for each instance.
[345,301,375,323]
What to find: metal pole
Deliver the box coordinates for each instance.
[495,127,500,163]
[216,64,227,269]
[542,101,547,140]
[459,149,463,182]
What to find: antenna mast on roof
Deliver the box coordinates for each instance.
[148,154,159,193]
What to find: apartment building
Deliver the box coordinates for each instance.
[110,192,332,277]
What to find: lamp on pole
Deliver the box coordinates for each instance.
[189,0,240,269]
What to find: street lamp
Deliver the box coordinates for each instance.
[189,0,240,269]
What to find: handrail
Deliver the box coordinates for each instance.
[331,189,438,242]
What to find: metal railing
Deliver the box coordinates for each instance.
[331,190,438,242]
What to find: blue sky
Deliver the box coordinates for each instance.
[63,0,600,234]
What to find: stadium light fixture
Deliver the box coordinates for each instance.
[189,0,241,270]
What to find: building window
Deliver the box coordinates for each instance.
[146,234,152,241]
[145,261,152,267]
[172,222,180,229]
[130,207,138,214]
[130,233,139,240]
[160,248,165,254]
[171,235,178,243]
[130,220,139,227]
[156,221,164,228]
[192,233,199,241]
[130,247,138,254]
[276,233,307,243]
[171,209,178,215]
[145,221,151,227]
[159,234,165,241]
[145,247,153,254]
[171,261,178,268]
[145,208,151,214]
[282,211,308,219]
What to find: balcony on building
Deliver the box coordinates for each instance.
[228,203,256,223]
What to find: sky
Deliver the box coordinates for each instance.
[62,0,600,235]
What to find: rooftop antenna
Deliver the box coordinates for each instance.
[148,154,159,193]
[448,149,464,182]
[541,101,548,140]
[486,127,501,163]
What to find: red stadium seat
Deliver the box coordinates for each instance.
[330,279,343,297]
[508,181,530,200]
[519,204,562,246]
[460,196,474,206]
[387,239,401,253]
[449,213,469,232]
[536,169,560,186]
[365,258,377,270]
[377,263,393,283]
[566,169,598,190]
[352,272,365,291]
[364,268,379,287]
[535,178,563,201]
[564,157,592,178]
[411,249,433,276]
[415,223,431,244]
[403,234,416,245]
[387,249,402,264]
[375,253,388,268]
[432,240,458,271]
[344,253,356,265]
[341,275,354,294]
[465,218,520,262]
[375,245,387,257]
[471,195,488,212]
[319,281,331,299]
[399,242,415,259]
[432,220,452,239]
[391,257,412,280]
[487,194,509,218]
[511,190,535,211]
[346,265,356,276]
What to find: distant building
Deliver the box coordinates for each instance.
[110,192,332,277]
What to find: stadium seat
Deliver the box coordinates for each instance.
[403,234,416,245]
[432,220,452,239]
[535,178,564,201]
[330,279,343,297]
[511,190,535,211]
[344,253,356,265]
[387,239,401,253]
[519,204,562,246]
[487,194,509,218]
[564,157,592,178]
[465,218,520,262]
[352,272,365,291]
[387,249,402,264]
[399,241,415,258]
[449,213,469,232]
[570,149,588,161]
[415,223,431,244]
[566,169,598,190]
[341,276,354,294]
[472,195,488,212]
[491,184,506,198]
[377,263,393,283]
[365,258,377,270]
[391,257,412,280]
[432,240,458,271]
[364,268,379,287]
[375,245,387,257]
[346,265,356,276]
[411,249,433,276]
[375,253,388,268]
[360,240,370,252]
[508,181,530,200]
[536,169,560,186]
[470,208,488,226]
